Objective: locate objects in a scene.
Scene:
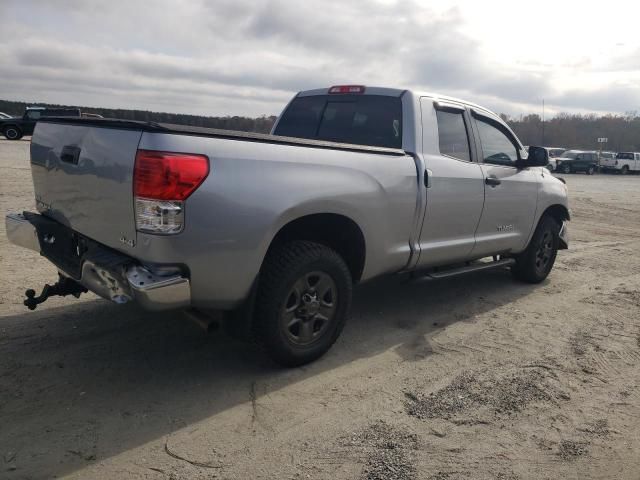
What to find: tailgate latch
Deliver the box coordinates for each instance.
[23,274,88,310]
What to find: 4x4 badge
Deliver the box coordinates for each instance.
[119,236,135,247]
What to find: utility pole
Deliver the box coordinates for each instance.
[542,99,545,146]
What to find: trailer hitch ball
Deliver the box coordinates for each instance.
[23,275,88,310]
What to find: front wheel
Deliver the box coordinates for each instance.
[621,166,629,175]
[2,126,22,140]
[512,215,560,283]
[254,241,352,366]
[561,164,571,174]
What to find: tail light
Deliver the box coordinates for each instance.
[133,150,209,234]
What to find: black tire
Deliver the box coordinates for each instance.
[254,241,352,366]
[512,215,560,284]
[586,165,595,175]
[561,164,571,174]
[2,126,22,140]
[621,165,629,175]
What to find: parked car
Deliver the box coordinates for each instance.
[555,150,598,174]
[5,85,569,366]
[600,152,640,174]
[0,112,12,119]
[544,147,567,171]
[597,151,616,170]
[0,106,81,140]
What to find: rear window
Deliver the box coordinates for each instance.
[617,152,634,160]
[274,94,403,149]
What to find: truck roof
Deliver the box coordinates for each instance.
[296,86,496,117]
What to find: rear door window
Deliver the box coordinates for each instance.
[274,95,403,149]
[435,110,471,161]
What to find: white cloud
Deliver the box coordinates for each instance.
[0,0,638,117]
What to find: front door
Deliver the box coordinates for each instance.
[470,113,539,257]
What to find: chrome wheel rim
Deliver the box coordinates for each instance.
[5,128,18,139]
[280,271,337,346]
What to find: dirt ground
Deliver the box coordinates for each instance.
[1,138,639,480]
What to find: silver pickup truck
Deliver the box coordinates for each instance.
[5,85,569,365]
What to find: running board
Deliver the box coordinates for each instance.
[414,258,516,281]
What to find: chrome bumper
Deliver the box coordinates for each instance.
[5,212,40,252]
[559,221,569,249]
[5,212,190,311]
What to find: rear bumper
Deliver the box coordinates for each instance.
[5,212,191,311]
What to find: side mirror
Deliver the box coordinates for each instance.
[519,146,548,168]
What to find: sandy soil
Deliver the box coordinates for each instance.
[1,138,639,480]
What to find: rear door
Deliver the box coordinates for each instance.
[469,111,539,257]
[30,121,142,251]
[416,99,485,267]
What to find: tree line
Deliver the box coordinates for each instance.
[2,98,639,151]
[503,112,640,152]
[0,99,278,134]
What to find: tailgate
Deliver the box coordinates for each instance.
[30,121,142,251]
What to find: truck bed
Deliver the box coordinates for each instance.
[39,117,407,156]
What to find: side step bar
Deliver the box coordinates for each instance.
[413,258,516,281]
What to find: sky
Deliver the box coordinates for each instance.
[1,0,639,118]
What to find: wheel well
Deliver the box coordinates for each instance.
[543,204,570,224]
[267,214,366,283]
[2,124,21,132]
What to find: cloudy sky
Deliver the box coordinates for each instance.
[2,0,639,118]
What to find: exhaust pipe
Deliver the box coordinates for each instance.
[183,308,221,334]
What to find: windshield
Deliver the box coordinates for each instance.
[274,94,403,149]
[549,149,565,157]
[561,151,579,159]
[616,152,634,160]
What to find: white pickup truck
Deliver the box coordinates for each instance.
[5,85,569,365]
[601,152,640,174]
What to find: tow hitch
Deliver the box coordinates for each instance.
[24,274,88,310]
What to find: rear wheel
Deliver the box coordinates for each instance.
[2,126,22,140]
[254,241,352,366]
[586,165,595,175]
[512,215,560,283]
[621,165,629,175]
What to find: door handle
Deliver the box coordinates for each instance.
[424,169,432,188]
[60,145,81,165]
[485,176,501,187]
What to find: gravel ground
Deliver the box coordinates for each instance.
[1,138,640,479]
